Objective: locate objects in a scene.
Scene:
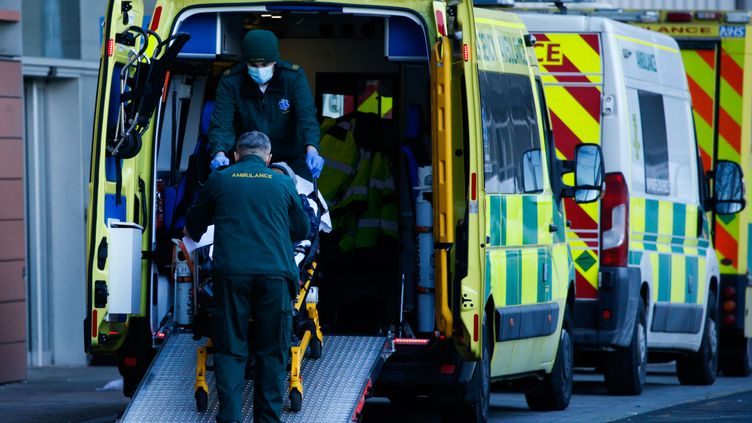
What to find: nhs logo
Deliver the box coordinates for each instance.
[720,26,746,38]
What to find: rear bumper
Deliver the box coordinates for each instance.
[373,340,476,402]
[573,266,641,349]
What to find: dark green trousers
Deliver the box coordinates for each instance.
[211,274,291,423]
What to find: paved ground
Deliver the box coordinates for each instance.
[362,364,752,422]
[0,366,128,423]
[1,363,750,422]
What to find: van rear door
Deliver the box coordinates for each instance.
[85,0,147,352]
[531,31,604,300]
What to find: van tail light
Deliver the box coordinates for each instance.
[600,173,629,267]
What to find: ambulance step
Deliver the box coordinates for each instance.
[121,332,388,422]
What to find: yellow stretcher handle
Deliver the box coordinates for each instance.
[430,37,454,337]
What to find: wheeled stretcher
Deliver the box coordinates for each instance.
[177,179,328,414]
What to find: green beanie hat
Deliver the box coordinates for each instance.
[242,30,280,63]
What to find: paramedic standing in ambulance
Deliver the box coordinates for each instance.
[208,29,324,181]
[185,131,310,423]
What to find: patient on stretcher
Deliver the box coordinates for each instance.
[269,161,332,267]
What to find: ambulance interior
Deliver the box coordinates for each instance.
[151,8,448,338]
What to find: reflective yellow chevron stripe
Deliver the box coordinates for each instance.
[533,31,602,298]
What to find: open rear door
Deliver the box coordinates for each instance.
[85,0,147,353]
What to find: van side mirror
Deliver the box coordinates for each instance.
[573,144,604,204]
[712,160,746,215]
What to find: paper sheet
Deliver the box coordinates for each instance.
[182,225,214,254]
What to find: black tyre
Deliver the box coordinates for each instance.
[290,389,303,412]
[525,306,573,411]
[116,317,154,398]
[604,301,647,395]
[309,335,323,360]
[677,292,718,385]
[439,318,491,423]
[195,388,208,412]
[720,334,752,377]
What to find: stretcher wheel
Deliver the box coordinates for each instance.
[289,388,303,412]
[309,336,322,360]
[195,387,208,412]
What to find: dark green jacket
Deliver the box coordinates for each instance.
[185,154,310,280]
[208,60,320,180]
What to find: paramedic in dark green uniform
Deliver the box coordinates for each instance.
[208,29,324,181]
[185,131,310,423]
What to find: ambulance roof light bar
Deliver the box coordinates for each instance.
[474,0,516,7]
[591,10,659,23]
[726,11,751,23]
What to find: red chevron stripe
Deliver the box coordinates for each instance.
[576,271,597,299]
[699,149,712,173]
[686,74,714,129]
[565,198,598,230]
[550,110,580,159]
[565,85,601,123]
[697,49,716,70]
[721,50,743,97]
[715,222,738,267]
[718,107,742,154]
[534,33,550,42]
[580,34,600,55]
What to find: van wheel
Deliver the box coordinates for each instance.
[525,306,573,411]
[604,301,647,395]
[677,292,718,385]
[117,317,154,398]
[720,334,752,377]
[440,319,491,423]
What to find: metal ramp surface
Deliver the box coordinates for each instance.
[121,332,387,422]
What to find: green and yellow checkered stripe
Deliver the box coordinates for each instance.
[629,198,709,306]
[485,195,568,306]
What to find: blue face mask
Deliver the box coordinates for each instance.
[248,64,275,85]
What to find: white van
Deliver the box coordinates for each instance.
[520,13,746,394]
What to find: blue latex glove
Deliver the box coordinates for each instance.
[210,152,230,171]
[306,149,325,179]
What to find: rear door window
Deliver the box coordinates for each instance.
[637,90,670,196]
[479,72,543,194]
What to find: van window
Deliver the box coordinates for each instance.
[638,90,670,196]
[664,96,700,203]
[480,72,543,194]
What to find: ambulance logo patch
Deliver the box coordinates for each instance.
[279,99,290,111]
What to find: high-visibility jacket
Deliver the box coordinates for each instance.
[317,117,359,203]
[339,151,399,251]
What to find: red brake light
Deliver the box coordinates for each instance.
[471,172,477,201]
[666,12,693,22]
[394,338,430,345]
[106,39,114,57]
[150,6,162,31]
[602,309,612,320]
[724,286,737,298]
[435,10,446,36]
[600,173,629,267]
[473,313,479,342]
[464,44,470,62]
[91,309,98,338]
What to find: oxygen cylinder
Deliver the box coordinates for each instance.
[174,245,193,326]
[415,166,435,333]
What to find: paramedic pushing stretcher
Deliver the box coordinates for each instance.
[208,29,325,181]
[185,131,310,423]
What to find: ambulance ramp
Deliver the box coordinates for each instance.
[121,332,389,422]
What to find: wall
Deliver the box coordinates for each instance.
[0,0,26,383]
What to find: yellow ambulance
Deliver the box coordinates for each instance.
[520,10,746,396]
[87,1,603,419]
